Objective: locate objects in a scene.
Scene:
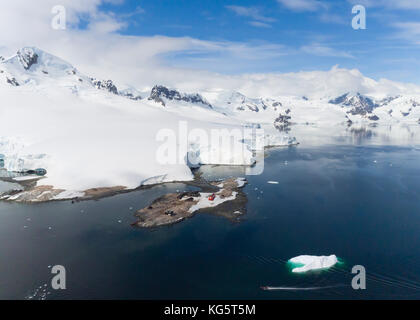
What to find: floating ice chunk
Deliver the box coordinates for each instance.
[289,255,338,273]
[236,177,247,188]
[267,181,279,184]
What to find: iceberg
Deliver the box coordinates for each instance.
[288,255,338,273]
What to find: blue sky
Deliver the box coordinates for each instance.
[72,0,420,84]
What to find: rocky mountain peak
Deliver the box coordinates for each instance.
[329,92,378,116]
[225,92,282,113]
[148,85,212,108]
[91,78,118,95]
[17,47,39,70]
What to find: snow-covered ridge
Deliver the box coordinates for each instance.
[1,46,419,199]
[0,46,143,102]
[210,91,282,115]
[206,90,420,125]
[1,47,419,125]
[148,85,212,108]
[0,47,299,198]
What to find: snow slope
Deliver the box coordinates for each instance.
[0,47,294,193]
[1,47,418,195]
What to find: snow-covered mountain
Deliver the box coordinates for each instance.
[205,90,420,125]
[0,47,419,197]
[217,91,281,113]
[1,47,419,126]
[148,85,212,108]
[0,47,293,196]
[329,92,378,115]
[0,47,143,101]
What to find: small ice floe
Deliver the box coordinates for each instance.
[48,226,52,230]
[25,283,49,300]
[284,161,288,165]
[236,178,247,188]
[267,181,279,184]
[118,220,122,223]
[129,207,133,210]
[373,160,377,163]
[288,255,338,273]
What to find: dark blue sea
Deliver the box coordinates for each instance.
[1,125,420,299]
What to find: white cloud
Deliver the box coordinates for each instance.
[300,44,355,58]
[226,5,276,22]
[347,0,420,10]
[392,22,420,44]
[319,13,347,25]
[277,0,327,11]
[248,21,272,28]
[0,0,418,98]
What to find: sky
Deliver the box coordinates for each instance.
[0,0,419,95]
[97,0,420,82]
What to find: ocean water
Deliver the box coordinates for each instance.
[1,124,420,299]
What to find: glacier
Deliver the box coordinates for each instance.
[2,47,419,199]
[0,47,296,197]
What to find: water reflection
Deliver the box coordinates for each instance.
[348,127,375,145]
[288,123,420,147]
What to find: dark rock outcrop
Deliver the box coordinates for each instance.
[411,99,420,107]
[6,77,19,86]
[91,79,118,95]
[329,92,378,116]
[17,48,38,70]
[119,91,142,101]
[149,85,212,108]
[274,113,292,132]
[368,115,380,121]
[377,96,399,107]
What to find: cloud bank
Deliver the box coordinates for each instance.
[0,0,419,99]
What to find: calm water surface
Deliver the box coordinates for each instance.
[1,124,420,299]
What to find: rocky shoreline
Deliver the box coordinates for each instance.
[0,173,249,228]
[133,177,248,228]
[0,174,129,202]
